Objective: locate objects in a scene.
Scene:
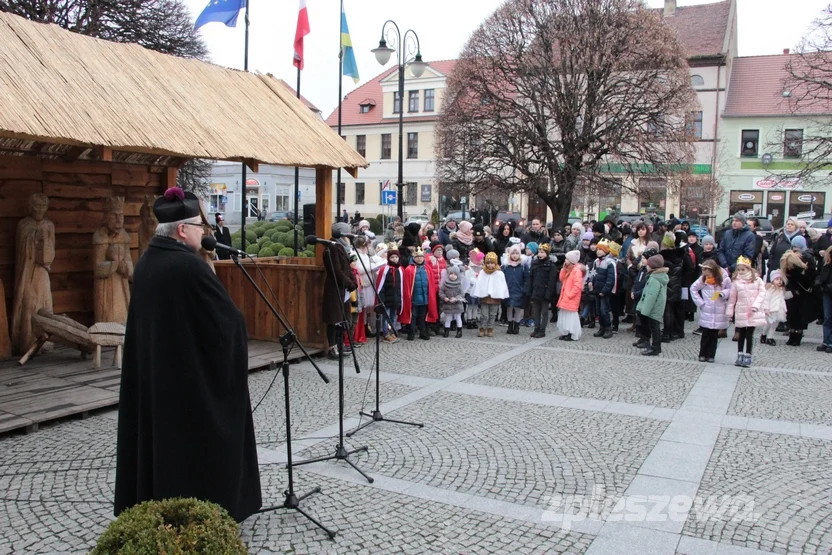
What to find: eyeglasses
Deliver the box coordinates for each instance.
[181,222,205,229]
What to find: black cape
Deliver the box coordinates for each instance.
[114,237,261,522]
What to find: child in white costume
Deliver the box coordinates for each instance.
[760,269,788,346]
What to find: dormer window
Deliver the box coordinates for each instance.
[358,98,376,113]
[691,74,704,87]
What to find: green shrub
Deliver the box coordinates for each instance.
[275,222,293,233]
[231,231,241,240]
[254,227,267,237]
[271,242,285,253]
[431,208,440,225]
[278,247,295,257]
[258,247,276,258]
[91,498,246,555]
[296,252,307,258]
[245,244,260,256]
[245,231,257,244]
[369,219,382,234]
[258,236,272,246]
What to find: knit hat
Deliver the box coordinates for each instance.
[661,232,676,249]
[592,221,606,234]
[484,252,499,265]
[473,223,485,237]
[687,229,698,237]
[791,235,807,250]
[527,242,539,254]
[565,250,580,264]
[702,235,715,247]
[421,240,431,249]
[642,247,659,260]
[770,269,783,283]
[675,230,687,247]
[447,264,462,279]
[332,221,351,237]
[406,222,421,236]
[446,248,460,260]
[431,242,444,254]
[469,249,485,265]
[582,231,594,241]
[358,219,370,229]
[646,241,659,252]
[732,211,747,224]
[552,227,564,236]
[507,244,522,256]
[647,254,664,270]
[596,240,611,255]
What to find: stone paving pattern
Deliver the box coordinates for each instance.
[1,319,831,554]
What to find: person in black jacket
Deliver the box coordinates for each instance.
[816,245,832,352]
[525,243,558,338]
[212,213,233,260]
[631,247,658,347]
[685,230,704,321]
[814,219,832,263]
[782,247,820,346]
[661,233,692,341]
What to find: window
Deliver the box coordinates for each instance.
[275,194,290,211]
[393,91,401,114]
[406,182,417,206]
[360,104,371,113]
[784,129,803,158]
[247,197,259,218]
[408,90,419,112]
[355,182,365,205]
[424,89,435,111]
[337,182,345,204]
[381,134,392,159]
[690,74,705,87]
[741,130,759,157]
[260,196,270,216]
[407,132,418,158]
[356,134,366,157]
[686,111,703,139]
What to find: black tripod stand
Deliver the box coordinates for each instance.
[231,254,336,539]
[291,244,373,483]
[347,253,423,438]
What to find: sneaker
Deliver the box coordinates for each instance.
[698,356,706,362]
[706,358,715,363]
[742,354,752,368]
[817,345,829,352]
[641,348,659,356]
[692,327,703,336]
[734,353,743,367]
[633,340,650,349]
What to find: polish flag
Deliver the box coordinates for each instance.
[293,0,311,70]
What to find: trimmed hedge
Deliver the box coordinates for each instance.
[278,247,295,257]
[91,498,246,555]
[245,244,260,255]
[258,247,276,258]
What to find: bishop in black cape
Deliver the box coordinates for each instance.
[114,234,261,522]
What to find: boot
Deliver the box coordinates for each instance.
[487,328,494,337]
[641,347,659,356]
[760,335,767,344]
[455,327,463,338]
[603,329,613,339]
[793,332,803,346]
[587,320,596,329]
[743,354,752,367]
[479,327,486,337]
[451,320,458,331]
[734,353,744,367]
[407,331,415,341]
[786,332,798,346]
[420,329,431,340]
[633,340,650,349]
[506,322,514,335]
[766,338,776,346]
[443,327,450,338]
[593,327,606,338]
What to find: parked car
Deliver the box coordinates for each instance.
[616,212,647,225]
[493,211,525,229]
[441,210,469,224]
[688,221,710,240]
[714,216,773,243]
[268,211,295,222]
[404,214,430,227]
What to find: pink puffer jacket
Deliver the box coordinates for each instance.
[726,275,766,328]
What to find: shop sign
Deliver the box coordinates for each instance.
[797,194,817,203]
[753,177,802,190]
[769,193,784,202]
[245,178,260,187]
[737,193,756,201]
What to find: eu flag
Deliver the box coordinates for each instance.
[194,0,247,30]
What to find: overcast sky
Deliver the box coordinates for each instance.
[185,0,829,119]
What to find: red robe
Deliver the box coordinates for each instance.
[401,263,439,325]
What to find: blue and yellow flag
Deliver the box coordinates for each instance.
[194,0,246,30]
[340,3,359,83]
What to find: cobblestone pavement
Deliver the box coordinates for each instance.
[1,319,831,554]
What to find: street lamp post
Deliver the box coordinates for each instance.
[372,21,426,221]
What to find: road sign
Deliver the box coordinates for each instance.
[460,196,468,205]
[382,190,397,205]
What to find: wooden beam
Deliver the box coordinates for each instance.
[93,146,112,161]
[315,167,333,267]
[62,146,87,162]
[245,159,259,173]
[162,167,178,191]
[345,166,359,179]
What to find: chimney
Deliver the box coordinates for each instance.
[664,0,677,16]
[783,48,790,55]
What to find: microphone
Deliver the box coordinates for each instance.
[305,235,339,246]
[332,229,356,239]
[201,236,248,257]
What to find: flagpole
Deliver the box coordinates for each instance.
[293,66,301,255]
[336,0,344,225]
[241,0,251,250]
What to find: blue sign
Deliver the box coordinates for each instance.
[382,190,397,205]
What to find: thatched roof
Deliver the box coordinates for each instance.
[0,11,367,174]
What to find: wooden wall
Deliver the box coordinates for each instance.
[0,155,166,327]
[214,260,326,349]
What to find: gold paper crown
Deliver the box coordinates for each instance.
[608,241,621,257]
[736,256,752,267]
[104,196,125,213]
[485,251,498,264]
[596,239,612,254]
[387,242,399,252]
[413,247,425,257]
[539,242,552,252]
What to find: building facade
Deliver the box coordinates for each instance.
[717,53,832,227]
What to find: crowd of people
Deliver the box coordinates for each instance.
[322,212,832,368]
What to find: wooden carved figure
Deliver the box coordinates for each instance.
[11,193,55,354]
[138,195,158,258]
[93,196,133,324]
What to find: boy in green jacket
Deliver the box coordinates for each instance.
[636,254,669,356]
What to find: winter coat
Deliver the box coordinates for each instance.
[439,276,465,315]
[502,263,529,308]
[564,234,581,251]
[522,228,549,246]
[636,268,669,321]
[376,263,403,313]
[472,269,509,301]
[718,225,756,271]
[631,265,650,301]
[525,256,558,302]
[579,246,596,266]
[700,249,719,265]
[813,232,832,262]
[817,256,832,296]
[769,230,800,270]
[762,285,787,324]
[451,237,473,264]
[690,270,731,330]
[726,275,767,328]
[662,247,687,303]
[784,253,820,329]
[323,243,358,325]
[550,239,568,266]
[438,223,457,246]
[557,265,585,312]
[592,255,617,296]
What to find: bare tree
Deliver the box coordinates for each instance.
[782,4,832,185]
[436,0,698,226]
[0,0,212,195]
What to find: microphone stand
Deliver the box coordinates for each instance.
[291,243,373,483]
[230,254,336,539]
[347,246,423,438]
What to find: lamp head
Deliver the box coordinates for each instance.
[409,53,427,77]
[372,39,394,65]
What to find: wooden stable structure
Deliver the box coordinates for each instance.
[0,12,366,427]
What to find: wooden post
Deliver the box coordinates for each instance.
[162,167,178,191]
[315,167,333,267]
